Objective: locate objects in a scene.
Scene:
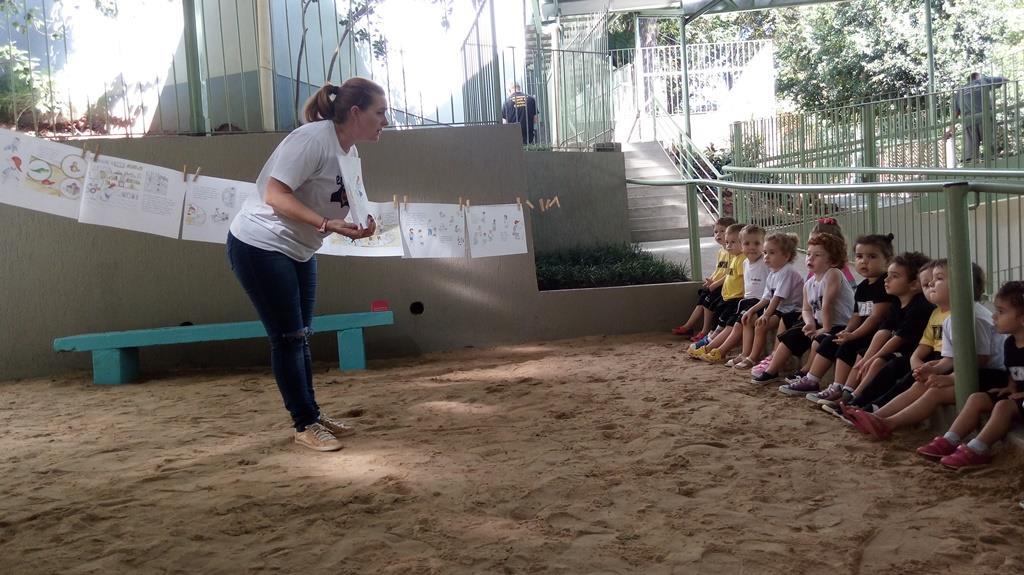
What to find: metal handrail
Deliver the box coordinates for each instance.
[724,166,1024,178]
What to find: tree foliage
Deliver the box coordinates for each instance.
[609,1,1024,111]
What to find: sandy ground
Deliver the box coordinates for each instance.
[2,333,1023,574]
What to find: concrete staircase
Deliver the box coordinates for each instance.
[624,141,716,243]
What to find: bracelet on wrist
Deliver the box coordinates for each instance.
[317,217,328,234]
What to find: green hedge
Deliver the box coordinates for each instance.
[536,243,690,291]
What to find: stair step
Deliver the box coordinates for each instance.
[627,195,687,209]
[628,205,687,219]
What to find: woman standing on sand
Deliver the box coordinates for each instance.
[227,77,388,452]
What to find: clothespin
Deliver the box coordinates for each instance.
[524,200,535,210]
[465,199,471,209]
[458,196,463,208]
[516,197,522,209]
[80,144,87,159]
[92,144,101,161]
[192,166,202,182]
[551,195,560,209]
[392,194,398,210]
[403,195,408,209]
[182,164,188,182]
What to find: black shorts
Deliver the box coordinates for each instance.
[772,310,803,330]
[978,368,1009,393]
[717,297,760,328]
[778,321,846,357]
[698,286,724,311]
[816,333,872,366]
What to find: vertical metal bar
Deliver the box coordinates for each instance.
[945,182,980,410]
[216,0,232,131]
[235,0,251,131]
[680,19,691,138]
[182,0,208,133]
[687,183,702,280]
[488,0,502,123]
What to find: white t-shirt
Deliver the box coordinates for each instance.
[762,263,804,314]
[229,120,356,261]
[941,301,1006,369]
[743,257,769,299]
[806,268,855,327]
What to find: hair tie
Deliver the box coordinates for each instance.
[818,217,837,225]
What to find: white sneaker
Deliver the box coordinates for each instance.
[317,413,355,437]
[294,422,343,452]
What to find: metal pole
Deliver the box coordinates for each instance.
[924,0,938,165]
[679,17,691,138]
[488,0,503,117]
[944,181,980,410]
[861,103,879,232]
[182,0,209,134]
[687,183,703,280]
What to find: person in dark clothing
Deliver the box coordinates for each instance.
[501,83,538,144]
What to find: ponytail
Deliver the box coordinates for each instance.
[302,77,385,125]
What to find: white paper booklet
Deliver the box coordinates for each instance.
[0,129,88,219]
[338,155,373,229]
[399,202,467,259]
[318,199,403,257]
[181,175,256,243]
[78,156,187,239]
[468,203,529,258]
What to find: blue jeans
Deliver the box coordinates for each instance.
[227,232,319,431]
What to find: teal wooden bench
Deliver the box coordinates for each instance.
[53,311,394,385]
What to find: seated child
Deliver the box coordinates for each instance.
[732,233,804,370]
[795,234,895,404]
[915,281,1024,469]
[690,223,747,357]
[835,260,940,411]
[673,216,736,341]
[817,252,933,406]
[846,262,1007,439]
[752,218,858,378]
[752,233,855,388]
[698,225,769,363]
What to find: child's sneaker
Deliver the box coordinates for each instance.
[821,403,855,426]
[784,371,807,385]
[806,383,844,405]
[687,346,707,359]
[690,331,707,342]
[939,444,992,470]
[752,371,781,385]
[751,354,774,378]
[692,335,711,349]
[916,436,958,459]
[778,376,821,396]
[701,348,725,363]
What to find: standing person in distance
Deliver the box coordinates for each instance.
[227,77,387,452]
[501,82,538,145]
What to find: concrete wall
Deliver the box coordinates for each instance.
[525,151,632,253]
[2,124,696,381]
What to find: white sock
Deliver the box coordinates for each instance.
[841,385,855,393]
[943,431,961,445]
[966,438,989,453]
[805,373,820,384]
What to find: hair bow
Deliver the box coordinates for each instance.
[817,217,837,225]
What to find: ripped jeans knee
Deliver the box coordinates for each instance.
[271,326,313,350]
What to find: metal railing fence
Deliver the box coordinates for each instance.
[733,81,1024,175]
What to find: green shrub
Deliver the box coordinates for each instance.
[536,243,690,291]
